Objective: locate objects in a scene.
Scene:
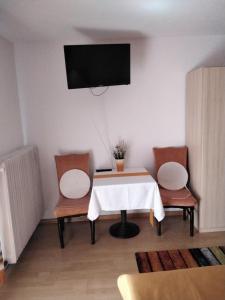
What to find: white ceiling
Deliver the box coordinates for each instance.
[0,0,225,42]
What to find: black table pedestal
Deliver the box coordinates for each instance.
[109,210,140,238]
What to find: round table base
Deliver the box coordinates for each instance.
[109,222,140,239]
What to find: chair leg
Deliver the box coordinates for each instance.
[61,217,65,231]
[57,218,64,248]
[157,220,161,236]
[190,207,194,236]
[90,221,95,244]
[183,208,187,220]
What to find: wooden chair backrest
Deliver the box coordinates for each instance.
[153,146,188,173]
[55,153,90,196]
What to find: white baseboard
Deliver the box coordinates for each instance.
[199,227,225,233]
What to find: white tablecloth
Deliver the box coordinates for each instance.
[88,168,165,222]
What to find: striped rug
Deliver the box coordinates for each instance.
[135,246,225,273]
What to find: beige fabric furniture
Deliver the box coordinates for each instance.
[54,153,95,248]
[186,67,225,232]
[118,265,225,300]
[153,146,197,236]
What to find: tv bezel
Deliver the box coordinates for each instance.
[64,43,130,89]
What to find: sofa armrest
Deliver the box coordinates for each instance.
[118,266,225,300]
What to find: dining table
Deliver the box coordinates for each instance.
[87,168,165,238]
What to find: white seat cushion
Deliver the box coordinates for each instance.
[59,169,90,199]
[157,162,188,190]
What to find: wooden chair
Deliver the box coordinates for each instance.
[153,146,197,236]
[54,153,95,248]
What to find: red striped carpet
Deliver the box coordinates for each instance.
[135,246,225,273]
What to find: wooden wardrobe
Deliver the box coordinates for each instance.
[186,67,225,232]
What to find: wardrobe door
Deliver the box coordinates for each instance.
[201,68,225,231]
[186,68,204,229]
[186,67,225,232]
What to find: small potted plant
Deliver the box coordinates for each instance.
[113,140,127,172]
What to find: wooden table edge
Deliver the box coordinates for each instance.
[94,171,150,179]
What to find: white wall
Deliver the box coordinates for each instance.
[15,35,225,218]
[0,36,23,156]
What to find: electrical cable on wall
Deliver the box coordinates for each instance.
[91,119,113,169]
[89,86,109,96]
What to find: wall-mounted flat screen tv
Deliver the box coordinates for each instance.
[64,44,130,89]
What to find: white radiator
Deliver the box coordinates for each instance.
[0,146,43,263]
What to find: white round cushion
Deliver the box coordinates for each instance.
[59,169,90,199]
[157,162,188,190]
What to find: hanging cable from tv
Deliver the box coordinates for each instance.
[89,86,109,96]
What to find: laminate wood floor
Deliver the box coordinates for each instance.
[1,216,225,300]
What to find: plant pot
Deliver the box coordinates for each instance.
[115,159,124,172]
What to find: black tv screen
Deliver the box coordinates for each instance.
[64,44,130,89]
